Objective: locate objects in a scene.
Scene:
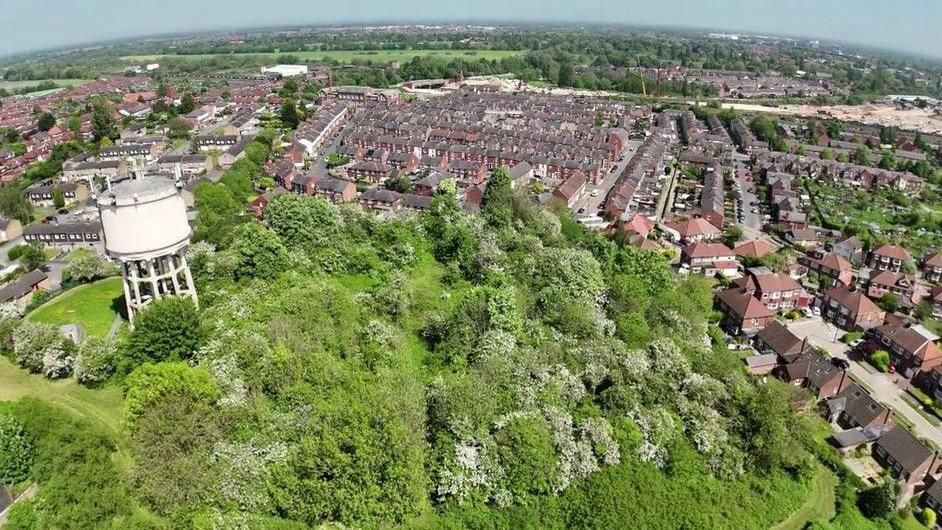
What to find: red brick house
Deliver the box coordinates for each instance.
[869,322,942,379]
[867,270,917,306]
[823,383,893,432]
[250,187,288,219]
[347,161,394,183]
[821,286,885,331]
[873,426,936,487]
[807,252,854,289]
[923,253,942,283]
[869,244,912,273]
[312,177,357,203]
[732,270,810,312]
[680,242,738,277]
[734,239,775,260]
[715,287,776,336]
[776,352,850,400]
[552,171,588,208]
[664,217,722,243]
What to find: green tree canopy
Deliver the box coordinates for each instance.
[125,297,203,367]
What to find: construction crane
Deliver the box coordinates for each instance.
[637,57,646,97]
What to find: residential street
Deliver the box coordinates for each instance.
[734,159,761,231]
[571,140,642,217]
[788,319,942,444]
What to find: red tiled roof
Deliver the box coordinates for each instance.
[753,272,802,294]
[825,286,883,316]
[667,217,721,239]
[734,239,775,258]
[924,253,942,268]
[717,288,775,319]
[683,242,735,259]
[873,244,911,262]
[820,253,852,274]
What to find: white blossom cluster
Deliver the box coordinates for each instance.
[381,242,416,267]
[474,329,516,364]
[210,354,248,407]
[41,345,74,379]
[678,399,728,457]
[628,406,677,469]
[647,338,690,382]
[472,234,506,277]
[0,302,22,320]
[13,321,69,374]
[680,373,728,408]
[74,338,117,385]
[545,408,619,492]
[210,440,288,511]
[517,364,585,409]
[436,437,504,502]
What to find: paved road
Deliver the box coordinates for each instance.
[733,159,761,230]
[655,165,679,221]
[788,318,942,444]
[571,140,643,217]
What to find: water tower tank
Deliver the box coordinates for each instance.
[98,177,191,260]
[96,175,197,325]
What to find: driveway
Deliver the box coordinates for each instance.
[788,319,942,444]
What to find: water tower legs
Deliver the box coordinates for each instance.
[121,247,198,326]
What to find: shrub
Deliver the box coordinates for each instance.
[9,399,130,527]
[12,321,66,374]
[0,413,34,485]
[3,498,38,530]
[858,479,896,518]
[61,248,118,285]
[869,350,890,373]
[841,331,863,344]
[125,297,202,368]
[74,337,117,386]
[920,507,937,527]
[124,362,219,430]
[7,244,28,261]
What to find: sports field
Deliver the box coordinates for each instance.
[123,48,520,64]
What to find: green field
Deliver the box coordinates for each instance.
[123,48,520,64]
[28,277,124,338]
[0,78,91,90]
[0,356,124,436]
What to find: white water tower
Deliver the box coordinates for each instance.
[97,172,197,324]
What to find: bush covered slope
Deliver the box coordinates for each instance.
[1,184,863,528]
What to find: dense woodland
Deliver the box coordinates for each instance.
[0,167,917,529]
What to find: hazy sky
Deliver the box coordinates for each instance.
[3,0,941,58]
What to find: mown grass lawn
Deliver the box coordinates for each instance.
[123,48,520,64]
[0,356,124,436]
[771,465,838,530]
[28,277,124,338]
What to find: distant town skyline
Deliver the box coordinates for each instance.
[2,0,941,59]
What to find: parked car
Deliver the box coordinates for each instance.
[812,306,821,316]
[848,338,864,348]
[801,307,813,318]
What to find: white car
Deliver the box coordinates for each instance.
[812,306,821,316]
[848,338,864,348]
[801,307,813,318]
[591,190,600,197]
